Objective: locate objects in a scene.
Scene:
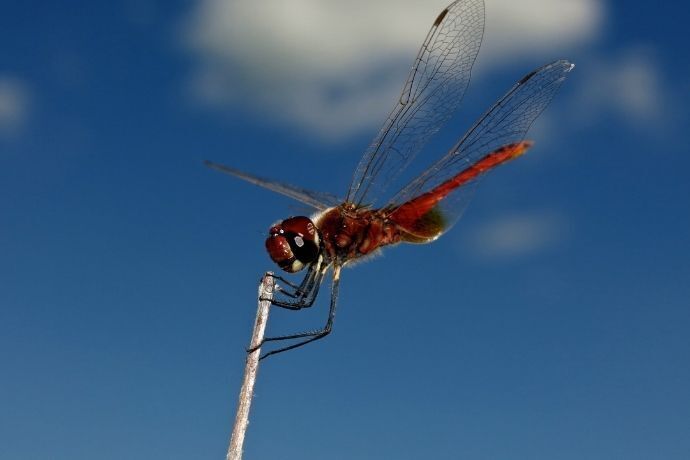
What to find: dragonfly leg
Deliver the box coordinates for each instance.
[265,265,324,311]
[250,266,341,359]
[265,274,300,293]
[261,255,326,302]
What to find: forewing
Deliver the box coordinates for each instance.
[387,60,575,237]
[346,0,485,207]
[205,160,341,211]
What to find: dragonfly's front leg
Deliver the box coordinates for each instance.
[253,265,342,360]
[264,258,321,298]
[264,260,325,310]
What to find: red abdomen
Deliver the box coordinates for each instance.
[388,141,532,240]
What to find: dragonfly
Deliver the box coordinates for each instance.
[206,0,574,360]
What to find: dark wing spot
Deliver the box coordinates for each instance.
[518,70,538,85]
[433,8,449,26]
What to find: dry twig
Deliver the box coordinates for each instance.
[226,273,274,460]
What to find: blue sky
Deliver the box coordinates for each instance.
[1,1,689,459]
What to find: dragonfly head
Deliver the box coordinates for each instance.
[265,216,320,273]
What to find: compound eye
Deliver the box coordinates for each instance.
[265,233,302,272]
[265,216,320,273]
[281,216,320,264]
[281,216,316,238]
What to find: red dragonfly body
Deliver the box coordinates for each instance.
[207,0,573,359]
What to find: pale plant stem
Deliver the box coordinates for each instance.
[226,273,274,460]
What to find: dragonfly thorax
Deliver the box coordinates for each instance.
[314,205,403,262]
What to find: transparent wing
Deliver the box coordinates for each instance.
[205,160,341,211]
[346,0,485,207]
[386,60,575,237]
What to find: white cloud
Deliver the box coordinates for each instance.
[572,48,666,127]
[463,211,567,259]
[480,0,602,66]
[181,0,603,140]
[0,77,30,138]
